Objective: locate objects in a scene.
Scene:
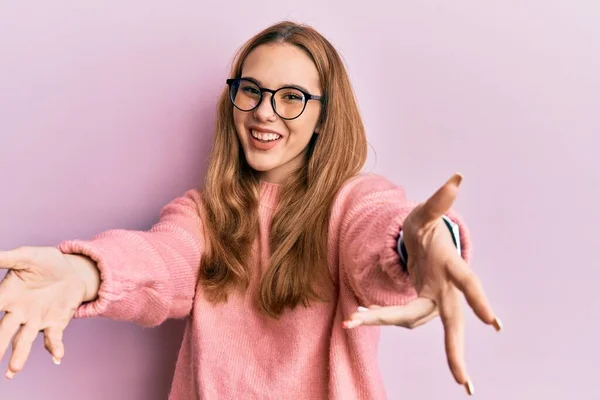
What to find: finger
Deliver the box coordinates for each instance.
[43,327,64,365]
[406,306,439,329]
[0,248,27,270]
[8,321,40,378]
[420,173,463,222]
[0,312,22,365]
[344,297,436,328]
[446,256,502,331]
[43,304,76,365]
[439,288,473,394]
[356,305,381,312]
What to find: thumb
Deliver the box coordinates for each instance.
[0,248,28,270]
[345,297,437,328]
[420,173,462,222]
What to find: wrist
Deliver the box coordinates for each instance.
[65,254,101,302]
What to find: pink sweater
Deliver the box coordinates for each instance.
[58,173,470,399]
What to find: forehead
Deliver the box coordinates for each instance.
[241,43,320,92]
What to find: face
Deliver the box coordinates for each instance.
[232,43,322,184]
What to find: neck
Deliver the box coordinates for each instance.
[256,165,295,184]
[256,151,308,184]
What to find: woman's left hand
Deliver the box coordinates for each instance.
[342,173,502,396]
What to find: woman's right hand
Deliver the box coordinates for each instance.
[0,246,100,379]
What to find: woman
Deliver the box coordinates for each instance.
[0,21,501,399]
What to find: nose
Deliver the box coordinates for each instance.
[253,92,277,122]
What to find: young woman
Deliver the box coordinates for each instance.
[0,21,501,399]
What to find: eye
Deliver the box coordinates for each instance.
[241,85,260,95]
[280,91,304,102]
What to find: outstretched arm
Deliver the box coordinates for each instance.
[0,189,205,379]
[58,189,206,326]
[338,173,501,396]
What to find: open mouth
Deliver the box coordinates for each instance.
[251,129,282,143]
[248,129,283,151]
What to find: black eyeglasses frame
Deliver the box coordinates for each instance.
[225,78,323,120]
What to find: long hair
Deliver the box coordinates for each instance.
[199,21,367,318]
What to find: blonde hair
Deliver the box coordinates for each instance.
[199,21,367,318]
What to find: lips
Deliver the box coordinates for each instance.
[247,128,282,151]
[251,129,281,141]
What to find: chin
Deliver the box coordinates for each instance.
[247,160,278,173]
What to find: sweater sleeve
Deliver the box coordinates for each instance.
[337,174,471,307]
[57,189,205,327]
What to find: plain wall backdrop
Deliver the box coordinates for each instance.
[1,1,598,399]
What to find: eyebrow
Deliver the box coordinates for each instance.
[241,76,314,94]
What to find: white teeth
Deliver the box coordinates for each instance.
[251,130,281,141]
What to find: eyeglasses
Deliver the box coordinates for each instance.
[226,78,323,120]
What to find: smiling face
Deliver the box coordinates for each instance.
[232,43,322,184]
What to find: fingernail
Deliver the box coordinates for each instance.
[464,379,474,395]
[492,317,503,332]
[357,306,369,312]
[53,357,61,365]
[5,370,14,380]
[342,320,363,329]
[454,173,463,186]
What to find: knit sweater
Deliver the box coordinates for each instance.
[58,173,470,400]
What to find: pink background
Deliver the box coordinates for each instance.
[1,1,598,399]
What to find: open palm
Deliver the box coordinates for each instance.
[343,174,502,396]
[0,247,92,378]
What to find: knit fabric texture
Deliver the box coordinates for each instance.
[58,173,471,400]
